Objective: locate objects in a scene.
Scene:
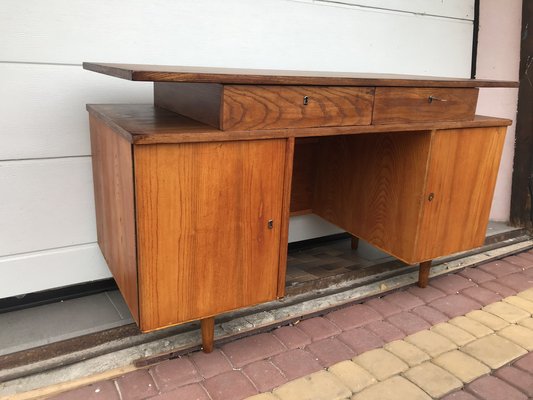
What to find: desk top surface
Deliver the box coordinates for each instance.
[87,104,512,145]
[83,63,518,88]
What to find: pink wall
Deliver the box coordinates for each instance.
[476,0,522,221]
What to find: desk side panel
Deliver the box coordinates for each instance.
[89,115,139,323]
[312,132,432,263]
[416,126,507,260]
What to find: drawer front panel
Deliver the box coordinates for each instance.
[222,85,374,130]
[373,87,478,124]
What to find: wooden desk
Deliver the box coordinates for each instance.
[84,63,516,352]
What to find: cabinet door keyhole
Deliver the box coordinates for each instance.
[428,193,435,201]
[268,220,274,229]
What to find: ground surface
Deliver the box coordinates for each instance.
[49,250,533,400]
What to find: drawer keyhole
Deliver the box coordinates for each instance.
[303,96,309,105]
[428,96,447,104]
[268,220,274,229]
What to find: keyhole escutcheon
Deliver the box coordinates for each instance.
[268,220,274,229]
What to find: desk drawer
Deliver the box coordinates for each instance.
[372,87,478,124]
[222,85,374,130]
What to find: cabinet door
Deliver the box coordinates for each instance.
[416,127,506,261]
[134,139,288,331]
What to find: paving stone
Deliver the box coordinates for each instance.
[494,366,533,397]
[242,360,287,392]
[383,291,424,310]
[429,294,482,318]
[296,317,342,341]
[461,334,527,369]
[448,316,494,337]
[479,280,517,297]
[203,370,257,400]
[498,272,533,292]
[503,295,533,314]
[441,391,479,400]
[326,304,382,331]
[150,357,201,392]
[518,317,533,330]
[517,252,533,265]
[351,375,431,400]
[461,286,502,305]
[383,340,430,367]
[115,370,158,400]
[49,381,119,400]
[404,362,462,398]
[307,337,355,367]
[245,394,280,400]
[411,305,448,325]
[465,310,509,331]
[328,360,376,393]
[273,370,351,400]
[430,274,476,294]
[272,326,311,349]
[189,349,233,379]
[433,350,491,383]
[514,352,533,373]
[430,323,476,346]
[478,260,522,277]
[155,383,209,400]
[271,349,322,380]
[386,311,431,335]
[364,320,405,342]
[352,348,408,381]
[365,298,402,318]
[506,254,533,269]
[407,285,447,303]
[337,327,384,355]
[221,333,286,368]
[497,324,533,350]
[517,288,533,302]
[404,330,457,357]
[458,267,496,284]
[466,375,528,400]
[483,301,530,323]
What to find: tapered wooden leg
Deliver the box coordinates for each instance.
[201,317,215,353]
[351,236,359,250]
[418,260,432,288]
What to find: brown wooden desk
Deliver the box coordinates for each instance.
[84,63,516,352]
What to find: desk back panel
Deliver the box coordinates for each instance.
[312,132,432,263]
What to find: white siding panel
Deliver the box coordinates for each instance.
[314,0,475,20]
[0,63,151,160]
[0,244,111,298]
[0,157,96,256]
[0,0,472,77]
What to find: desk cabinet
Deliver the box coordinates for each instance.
[84,63,517,352]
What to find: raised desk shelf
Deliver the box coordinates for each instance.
[84,63,515,352]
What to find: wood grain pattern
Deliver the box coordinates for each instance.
[373,88,479,124]
[154,82,223,128]
[290,138,319,214]
[277,137,295,298]
[134,139,287,331]
[89,115,139,323]
[87,105,512,145]
[312,132,432,264]
[416,127,507,260]
[83,63,519,88]
[222,86,374,130]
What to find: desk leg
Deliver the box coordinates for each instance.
[201,317,215,353]
[418,260,432,288]
[351,236,359,250]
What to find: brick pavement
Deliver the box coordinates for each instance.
[48,250,533,400]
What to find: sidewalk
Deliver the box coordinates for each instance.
[49,251,533,400]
